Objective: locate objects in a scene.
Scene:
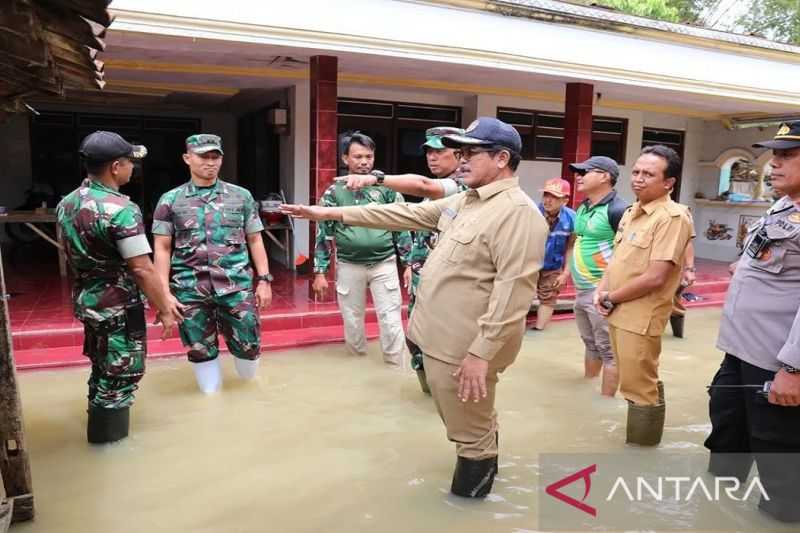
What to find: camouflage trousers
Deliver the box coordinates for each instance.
[83,304,146,409]
[407,271,424,371]
[175,284,261,363]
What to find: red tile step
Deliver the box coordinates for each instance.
[14,322,391,371]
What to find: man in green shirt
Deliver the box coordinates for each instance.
[336,126,467,390]
[313,132,412,365]
[567,156,628,396]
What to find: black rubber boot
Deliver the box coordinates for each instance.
[759,497,800,523]
[670,314,685,338]
[625,401,665,446]
[87,406,130,444]
[707,453,752,483]
[416,369,431,395]
[450,455,498,498]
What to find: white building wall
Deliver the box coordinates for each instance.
[280,81,310,265]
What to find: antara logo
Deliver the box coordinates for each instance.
[545,464,597,517]
[545,465,770,517]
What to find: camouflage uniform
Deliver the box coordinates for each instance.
[152,179,264,363]
[57,178,152,409]
[406,173,468,370]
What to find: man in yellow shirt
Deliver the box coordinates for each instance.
[595,145,692,446]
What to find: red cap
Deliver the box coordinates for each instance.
[540,178,571,198]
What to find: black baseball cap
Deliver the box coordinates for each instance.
[569,156,620,180]
[441,117,522,154]
[79,131,147,162]
[753,122,800,150]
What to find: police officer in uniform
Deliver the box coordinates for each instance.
[706,122,800,523]
[57,131,182,443]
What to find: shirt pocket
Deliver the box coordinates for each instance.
[222,207,246,244]
[444,226,477,264]
[173,208,199,248]
[620,231,653,270]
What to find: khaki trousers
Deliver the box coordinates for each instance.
[608,325,661,405]
[335,257,405,365]
[424,353,515,460]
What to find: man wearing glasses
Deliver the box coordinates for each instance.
[282,117,548,499]
[566,156,627,396]
[336,126,468,392]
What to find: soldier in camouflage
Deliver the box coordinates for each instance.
[338,126,467,390]
[313,132,412,366]
[57,131,182,444]
[152,134,272,393]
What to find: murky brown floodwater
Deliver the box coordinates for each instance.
[10,308,795,532]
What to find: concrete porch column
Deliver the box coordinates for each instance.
[309,55,338,301]
[561,83,594,208]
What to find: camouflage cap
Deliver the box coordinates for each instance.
[422,126,465,151]
[186,134,224,155]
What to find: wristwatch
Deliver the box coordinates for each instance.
[781,363,800,374]
[601,294,615,311]
[255,273,274,284]
[370,170,385,185]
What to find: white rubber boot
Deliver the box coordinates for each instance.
[234,357,260,380]
[192,359,222,394]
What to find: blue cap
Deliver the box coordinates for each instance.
[441,117,522,154]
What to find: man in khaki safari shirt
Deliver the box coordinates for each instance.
[283,117,547,499]
[594,145,692,447]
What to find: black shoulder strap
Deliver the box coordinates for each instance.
[608,196,630,234]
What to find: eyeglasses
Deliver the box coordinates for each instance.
[577,169,604,176]
[461,146,506,160]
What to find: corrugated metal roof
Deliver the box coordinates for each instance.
[495,0,800,54]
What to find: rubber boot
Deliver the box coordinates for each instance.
[625,401,666,446]
[416,369,431,395]
[234,357,259,380]
[707,452,752,483]
[87,405,130,444]
[193,358,222,394]
[450,455,498,498]
[670,314,685,338]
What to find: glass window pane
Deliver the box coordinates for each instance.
[537,113,565,128]
[396,105,458,123]
[592,138,621,161]
[497,109,534,126]
[536,136,563,159]
[592,119,624,134]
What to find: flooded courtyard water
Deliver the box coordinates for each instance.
[11,308,795,532]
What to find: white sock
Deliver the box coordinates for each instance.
[192,359,222,394]
[234,358,260,380]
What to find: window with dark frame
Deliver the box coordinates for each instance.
[496,107,628,164]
